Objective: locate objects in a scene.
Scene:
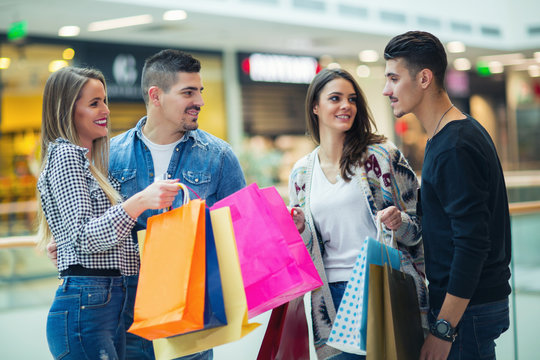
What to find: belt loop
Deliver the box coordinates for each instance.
[62,277,69,292]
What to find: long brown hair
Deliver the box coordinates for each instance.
[36,67,121,249]
[305,68,385,181]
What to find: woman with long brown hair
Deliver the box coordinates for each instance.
[289,68,427,359]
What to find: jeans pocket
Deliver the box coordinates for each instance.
[472,307,509,358]
[81,287,111,309]
[47,311,69,359]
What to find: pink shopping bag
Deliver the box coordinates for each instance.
[212,183,320,318]
[259,186,323,299]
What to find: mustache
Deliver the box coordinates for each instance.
[186,105,201,112]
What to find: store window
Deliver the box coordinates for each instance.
[0,38,226,236]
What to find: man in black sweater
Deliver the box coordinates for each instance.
[382,31,511,360]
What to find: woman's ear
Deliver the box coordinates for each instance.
[313,103,319,115]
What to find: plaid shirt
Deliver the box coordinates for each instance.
[37,138,138,275]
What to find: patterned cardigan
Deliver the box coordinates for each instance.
[288,141,428,359]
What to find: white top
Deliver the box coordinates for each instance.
[310,152,377,282]
[140,132,182,181]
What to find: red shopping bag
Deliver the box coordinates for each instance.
[257,296,310,360]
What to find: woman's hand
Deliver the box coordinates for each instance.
[289,207,306,234]
[123,180,181,219]
[377,206,403,230]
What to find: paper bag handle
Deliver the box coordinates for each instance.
[375,215,396,248]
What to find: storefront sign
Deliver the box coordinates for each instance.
[240,52,320,84]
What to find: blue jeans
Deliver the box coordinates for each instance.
[329,282,366,360]
[123,275,213,360]
[46,276,126,360]
[429,299,509,360]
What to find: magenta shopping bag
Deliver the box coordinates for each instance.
[259,187,323,297]
[212,183,319,318]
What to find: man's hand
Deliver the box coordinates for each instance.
[419,333,452,360]
[46,238,58,268]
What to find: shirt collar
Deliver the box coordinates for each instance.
[134,116,200,145]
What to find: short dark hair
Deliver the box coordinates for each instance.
[305,68,385,181]
[384,31,448,90]
[141,49,201,104]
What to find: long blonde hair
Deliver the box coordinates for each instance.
[36,67,121,250]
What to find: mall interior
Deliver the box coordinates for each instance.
[0,0,539,358]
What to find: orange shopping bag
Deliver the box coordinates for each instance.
[128,194,206,340]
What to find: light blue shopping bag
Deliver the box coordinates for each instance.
[327,235,401,355]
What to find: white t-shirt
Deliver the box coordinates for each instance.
[310,152,377,282]
[140,132,182,180]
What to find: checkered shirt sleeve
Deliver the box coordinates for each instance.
[37,139,139,275]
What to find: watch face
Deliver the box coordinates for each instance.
[436,321,450,335]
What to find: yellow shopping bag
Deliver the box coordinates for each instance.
[150,207,260,359]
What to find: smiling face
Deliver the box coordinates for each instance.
[382,58,423,118]
[313,77,358,135]
[73,78,110,150]
[158,71,205,135]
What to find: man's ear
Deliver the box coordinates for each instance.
[148,86,161,106]
[418,69,434,89]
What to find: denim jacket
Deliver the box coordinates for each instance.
[109,116,246,236]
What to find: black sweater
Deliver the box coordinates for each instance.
[420,115,511,310]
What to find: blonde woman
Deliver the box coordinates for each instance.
[37,67,180,359]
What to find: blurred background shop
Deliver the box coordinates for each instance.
[0,0,539,358]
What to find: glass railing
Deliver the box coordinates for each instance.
[0,199,539,358]
[496,200,540,360]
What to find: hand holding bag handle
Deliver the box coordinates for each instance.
[326,216,401,354]
[129,183,206,340]
[366,217,424,360]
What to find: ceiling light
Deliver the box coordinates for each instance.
[453,58,471,71]
[327,62,341,69]
[88,15,153,32]
[529,65,540,77]
[0,57,11,69]
[63,48,75,60]
[49,60,69,73]
[163,10,187,21]
[356,65,370,78]
[478,53,524,66]
[447,41,466,53]
[58,26,80,37]
[359,50,379,63]
[488,61,504,74]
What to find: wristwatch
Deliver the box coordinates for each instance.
[430,319,457,342]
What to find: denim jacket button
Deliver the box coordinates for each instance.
[195,179,199,183]
[167,174,171,178]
